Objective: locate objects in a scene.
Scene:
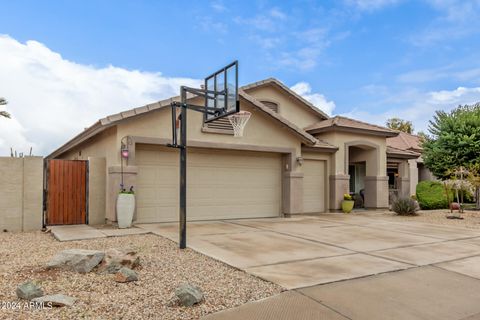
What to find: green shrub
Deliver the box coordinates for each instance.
[416,181,450,210]
[392,197,418,215]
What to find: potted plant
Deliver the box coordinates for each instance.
[117,185,135,228]
[341,193,354,213]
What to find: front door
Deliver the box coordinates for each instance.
[46,159,88,225]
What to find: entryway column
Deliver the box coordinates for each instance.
[107,166,137,222]
[364,176,389,209]
[329,174,350,210]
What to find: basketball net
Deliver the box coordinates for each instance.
[228,111,251,137]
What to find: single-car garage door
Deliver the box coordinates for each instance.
[303,159,326,213]
[136,145,282,223]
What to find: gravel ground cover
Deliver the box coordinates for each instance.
[0,231,281,320]
[377,209,480,229]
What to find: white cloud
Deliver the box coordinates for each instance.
[0,35,200,156]
[341,86,480,133]
[290,82,336,115]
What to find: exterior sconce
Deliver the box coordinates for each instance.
[120,136,132,159]
[296,157,304,166]
[121,148,129,159]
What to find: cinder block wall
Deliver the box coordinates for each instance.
[0,157,43,231]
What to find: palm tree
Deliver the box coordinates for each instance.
[0,97,11,118]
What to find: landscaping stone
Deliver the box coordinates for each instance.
[175,283,203,307]
[32,294,77,307]
[16,281,43,300]
[47,249,104,273]
[114,267,138,283]
[97,248,140,274]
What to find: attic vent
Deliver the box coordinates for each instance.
[205,117,233,132]
[261,101,279,113]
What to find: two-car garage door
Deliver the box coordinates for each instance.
[135,145,282,223]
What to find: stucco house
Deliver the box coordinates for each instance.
[48,78,415,225]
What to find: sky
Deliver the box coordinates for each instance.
[0,0,480,156]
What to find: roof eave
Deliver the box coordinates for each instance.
[308,126,399,137]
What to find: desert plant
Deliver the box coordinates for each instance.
[343,193,353,201]
[392,197,418,216]
[416,181,452,210]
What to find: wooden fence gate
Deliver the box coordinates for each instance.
[46,160,88,225]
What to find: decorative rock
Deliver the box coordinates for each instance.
[114,267,138,283]
[32,294,77,307]
[97,248,140,274]
[175,284,203,307]
[47,249,105,273]
[16,281,43,300]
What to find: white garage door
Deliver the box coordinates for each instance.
[303,159,326,213]
[136,145,282,223]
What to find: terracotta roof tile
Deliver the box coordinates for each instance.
[387,131,422,151]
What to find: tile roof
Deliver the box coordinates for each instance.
[386,131,422,152]
[305,116,399,137]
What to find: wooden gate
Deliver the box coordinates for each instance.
[46,160,88,225]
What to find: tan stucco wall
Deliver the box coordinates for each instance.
[88,157,106,225]
[0,157,43,231]
[244,85,322,129]
[61,126,118,164]
[316,131,387,176]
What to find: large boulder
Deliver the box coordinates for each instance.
[32,294,77,307]
[47,249,104,273]
[16,281,43,300]
[175,284,203,307]
[114,267,138,283]
[97,248,140,274]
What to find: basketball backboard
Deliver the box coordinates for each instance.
[204,60,239,123]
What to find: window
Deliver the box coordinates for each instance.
[260,101,279,113]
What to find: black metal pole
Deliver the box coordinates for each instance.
[179,87,187,249]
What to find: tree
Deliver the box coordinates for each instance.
[423,103,480,179]
[0,97,11,118]
[386,117,413,133]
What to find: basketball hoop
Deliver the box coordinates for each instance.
[228,111,251,137]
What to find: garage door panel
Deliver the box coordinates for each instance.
[303,159,326,213]
[136,146,281,223]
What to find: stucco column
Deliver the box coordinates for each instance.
[329,174,350,210]
[107,166,137,222]
[408,159,418,196]
[364,176,389,209]
[397,161,410,198]
[88,157,106,225]
[283,172,303,215]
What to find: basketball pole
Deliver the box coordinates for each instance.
[179,87,187,249]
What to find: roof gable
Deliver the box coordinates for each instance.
[242,78,329,120]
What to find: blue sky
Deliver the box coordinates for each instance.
[1,0,480,155]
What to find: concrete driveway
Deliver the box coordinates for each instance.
[138,214,480,319]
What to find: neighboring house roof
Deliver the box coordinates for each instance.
[386,146,421,159]
[305,116,399,137]
[48,91,320,158]
[241,78,330,120]
[386,131,423,152]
